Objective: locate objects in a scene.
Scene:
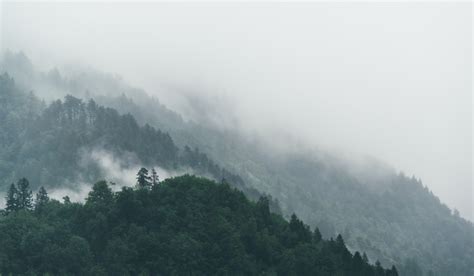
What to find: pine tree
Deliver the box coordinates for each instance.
[336,234,345,248]
[151,167,159,186]
[313,227,322,243]
[362,252,369,263]
[86,180,113,205]
[5,183,19,213]
[63,196,71,204]
[16,178,33,210]
[35,186,49,210]
[352,252,365,275]
[136,167,152,190]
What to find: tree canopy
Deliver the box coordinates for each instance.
[0,174,397,275]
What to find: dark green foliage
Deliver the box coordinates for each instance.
[35,186,49,210]
[16,178,33,210]
[351,252,365,276]
[313,227,322,243]
[136,167,152,190]
[0,175,396,275]
[86,180,114,206]
[63,195,71,204]
[5,178,33,213]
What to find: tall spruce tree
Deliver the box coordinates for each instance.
[136,167,152,189]
[5,183,19,213]
[352,252,365,275]
[16,178,33,210]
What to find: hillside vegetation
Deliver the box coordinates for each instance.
[1,53,473,275]
[0,174,398,275]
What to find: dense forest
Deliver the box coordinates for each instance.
[1,52,473,275]
[0,173,398,275]
[0,72,276,210]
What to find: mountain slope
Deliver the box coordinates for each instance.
[1,53,473,275]
[0,73,276,211]
[79,72,474,275]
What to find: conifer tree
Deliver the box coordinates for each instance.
[136,167,152,190]
[352,252,365,274]
[362,252,369,263]
[336,234,346,248]
[35,186,49,210]
[86,181,113,205]
[151,167,159,186]
[16,178,33,210]
[256,196,271,224]
[5,183,19,213]
[63,196,71,204]
[313,227,322,243]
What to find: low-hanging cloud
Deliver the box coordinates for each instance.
[1,2,471,219]
[46,148,186,204]
[80,148,179,187]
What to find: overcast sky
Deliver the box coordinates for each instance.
[1,2,472,220]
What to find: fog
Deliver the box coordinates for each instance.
[79,148,180,188]
[0,148,184,208]
[49,148,183,203]
[1,2,472,219]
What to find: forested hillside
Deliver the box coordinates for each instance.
[1,53,473,275]
[0,174,398,275]
[0,73,274,210]
[92,81,474,276]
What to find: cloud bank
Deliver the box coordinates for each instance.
[1,2,471,219]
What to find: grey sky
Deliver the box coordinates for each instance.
[1,2,472,219]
